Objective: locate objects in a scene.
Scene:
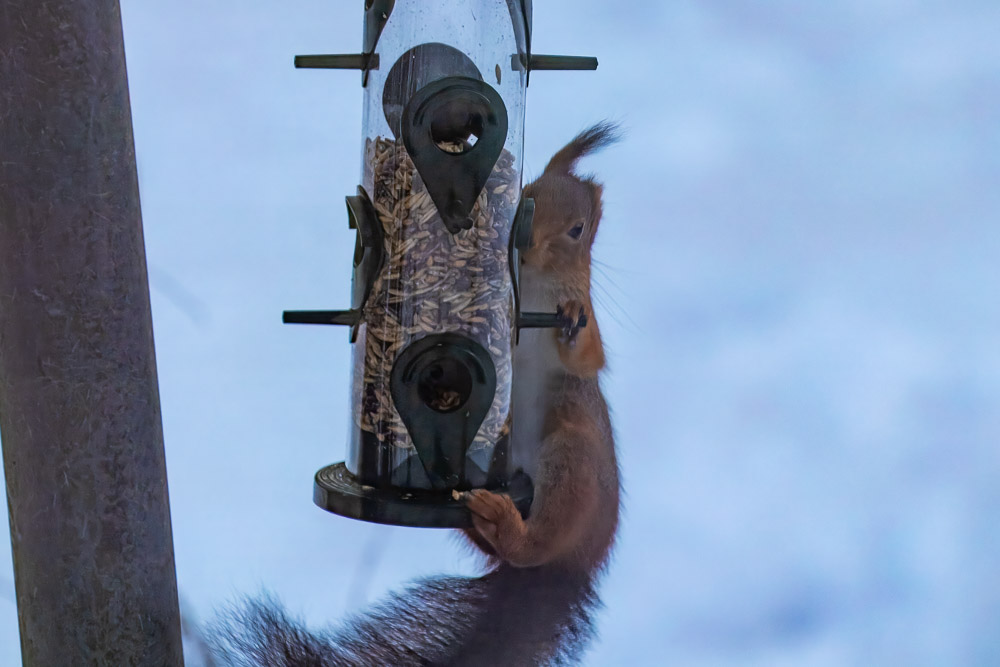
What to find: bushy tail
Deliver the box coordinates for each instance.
[543,121,622,175]
[208,565,598,667]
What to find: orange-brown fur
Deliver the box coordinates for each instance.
[464,123,621,575]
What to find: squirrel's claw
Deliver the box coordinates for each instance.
[465,489,525,559]
[556,300,588,348]
[465,489,511,521]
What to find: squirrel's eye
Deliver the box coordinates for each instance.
[567,223,584,240]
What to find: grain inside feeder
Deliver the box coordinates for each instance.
[354,137,518,462]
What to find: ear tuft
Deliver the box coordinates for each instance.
[544,121,622,176]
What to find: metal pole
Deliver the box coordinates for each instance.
[0,2,184,665]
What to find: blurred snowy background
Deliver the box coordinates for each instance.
[3,1,1000,664]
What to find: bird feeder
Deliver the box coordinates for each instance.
[284,0,598,527]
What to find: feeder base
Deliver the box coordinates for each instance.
[314,462,534,528]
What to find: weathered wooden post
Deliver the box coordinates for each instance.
[0,2,184,664]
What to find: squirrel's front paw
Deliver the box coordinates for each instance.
[465,489,525,560]
[556,300,588,348]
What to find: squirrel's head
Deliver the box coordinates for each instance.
[517,122,618,279]
[520,172,603,277]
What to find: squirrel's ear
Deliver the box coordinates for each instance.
[587,181,604,245]
[544,122,621,175]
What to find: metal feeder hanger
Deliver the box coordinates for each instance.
[284,0,598,528]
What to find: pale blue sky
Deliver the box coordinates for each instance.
[3,1,1000,664]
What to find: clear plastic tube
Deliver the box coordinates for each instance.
[347,0,527,490]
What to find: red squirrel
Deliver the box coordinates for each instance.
[462,122,620,577]
[208,123,621,667]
